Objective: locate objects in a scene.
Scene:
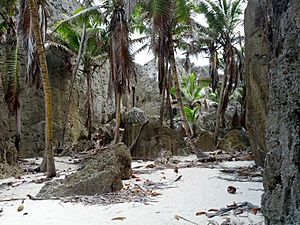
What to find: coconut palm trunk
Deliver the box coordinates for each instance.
[60,22,87,150]
[85,67,93,140]
[169,39,191,137]
[109,2,134,144]
[214,41,234,145]
[28,0,56,177]
[114,91,121,143]
[15,107,21,158]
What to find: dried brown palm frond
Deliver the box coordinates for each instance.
[18,0,51,88]
[108,2,135,143]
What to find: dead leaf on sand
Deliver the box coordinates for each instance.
[195,211,207,216]
[111,217,126,221]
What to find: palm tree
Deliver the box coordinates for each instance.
[196,0,244,144]
[108,0,135,144]
[130,0,210,157]
[132,0,195,135]
[52,5,108,147]
[19,0,56,177]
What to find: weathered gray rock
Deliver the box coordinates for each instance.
[194,131,216,152]
[245,0,300,224]
[123,108,187,159]
[38,143,132,198]
[131,61,161,117]
[217,129,250,152]
[244,0,270,166]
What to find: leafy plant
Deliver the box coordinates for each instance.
[183,106,199,132]
[171,72,218,134]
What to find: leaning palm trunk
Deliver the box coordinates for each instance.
[85,68,92,140]
[59,23,87,150]
[29,0,55,177]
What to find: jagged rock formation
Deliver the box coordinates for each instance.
[245,0,300,224]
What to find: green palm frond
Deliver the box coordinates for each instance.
[183,106,199,124]
[176,0,191,23]
[3,45,20,113]
[55,22,81,52]
[52,5,105,33]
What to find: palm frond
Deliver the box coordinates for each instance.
[109,5,135,95]
[19,0,50,88]
[55,22,81,52]
[52,5,103,34]
[176,0,193,24]
[3,45,20,113]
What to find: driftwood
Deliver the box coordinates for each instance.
[175,214,199,225]
[0,197,26,202]
[27,194,60,201]
[206,202,260,218]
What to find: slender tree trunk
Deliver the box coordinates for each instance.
[214,72,226,145]
[114,91,121,144]
[166,71,174,129]
[59,23,87,150]
[166,88,174,129]
[159,76,166,125]
[169,43,191,137]
[86,69,92,140]
[29,0,56,177]
[15,107,21,159]
[159,91,166,124]
[214,42,234,145]
[132,86,135,108]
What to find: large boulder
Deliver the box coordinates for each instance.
[245,0,300,224]
[217,129,250,152]
[123,108,187,159]
[244,0,270,166]
[37,143,132,198]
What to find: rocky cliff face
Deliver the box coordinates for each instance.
[244,0,270,167]
[245,0,300,224]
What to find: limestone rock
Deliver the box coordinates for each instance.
[37,143,132,198]
[244,0,269,166]
[245,0,300,224]
[217,129,250,152]
[194,131,216,152]
[123,108,187,159]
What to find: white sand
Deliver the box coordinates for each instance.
[0,157,264,225]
